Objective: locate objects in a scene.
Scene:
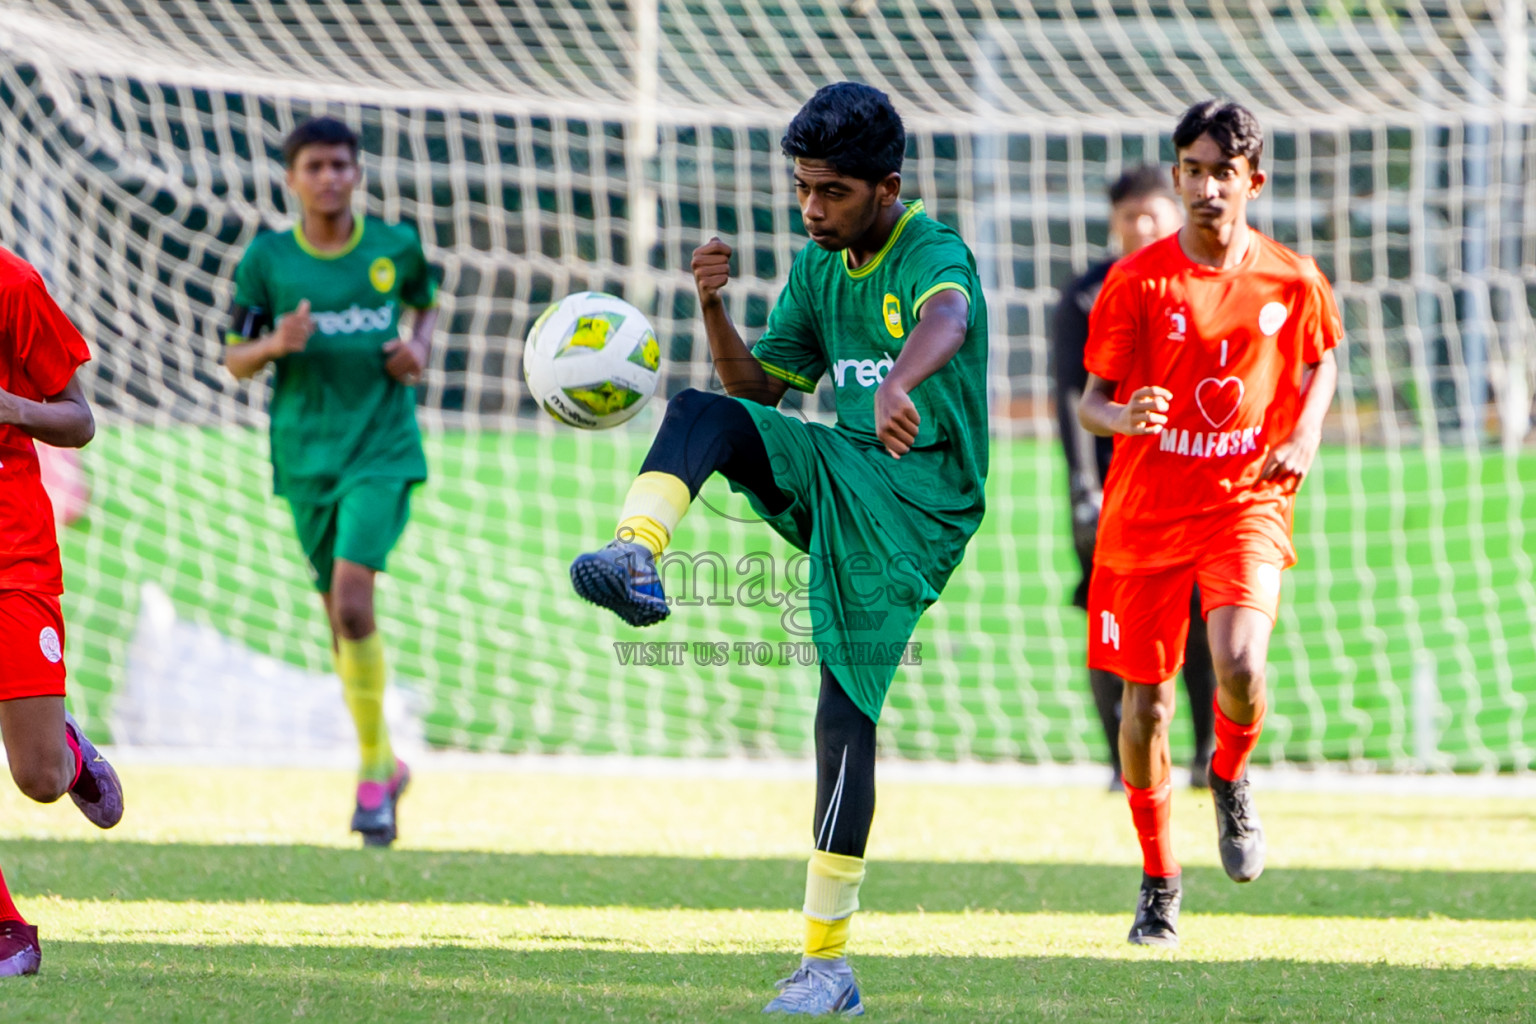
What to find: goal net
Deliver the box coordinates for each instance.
[1,0,1532,771]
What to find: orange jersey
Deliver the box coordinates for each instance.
[1084,231,1343,571]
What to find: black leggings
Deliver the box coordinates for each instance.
[813,665,877,858]
[640,388,789,517]
[646,390,875,855]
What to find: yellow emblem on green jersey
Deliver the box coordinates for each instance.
[369,257,396,293]
[882,293,904,339]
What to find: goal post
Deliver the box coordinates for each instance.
[1,0,1533,770]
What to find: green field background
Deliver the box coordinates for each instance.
[59,421,1536,770]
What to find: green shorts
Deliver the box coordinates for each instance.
[729,400,983,723]
[287,477,416,592]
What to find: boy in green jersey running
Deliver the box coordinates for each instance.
[224,117,437,847]
[571,83,988,1015]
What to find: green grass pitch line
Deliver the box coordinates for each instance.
[1,768,1533,1022]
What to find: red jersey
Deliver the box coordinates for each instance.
[1084,231,1343,571]
[0,248,91,594]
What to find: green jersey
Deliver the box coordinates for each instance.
[228,215,436,503]
[752,199,989,532]
[733,200,989,721]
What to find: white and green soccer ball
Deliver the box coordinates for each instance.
[522,291,662,429]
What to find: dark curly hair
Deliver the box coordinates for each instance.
[1172,100,1263,171]
[781,82,905,183]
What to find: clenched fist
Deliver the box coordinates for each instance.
[691,237,732,309]
[1118,385,1172,436]
[270,298,314,357]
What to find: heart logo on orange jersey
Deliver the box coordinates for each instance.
[1195,376,1245,429]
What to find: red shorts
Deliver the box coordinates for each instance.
[1088,530,1287,685]
[0,591,67,701]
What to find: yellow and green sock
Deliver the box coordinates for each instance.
[335,632,394,782]
[802,850,866,960]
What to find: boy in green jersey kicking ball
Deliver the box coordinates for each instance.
[571,83,988,1015]
[224,117,437,847]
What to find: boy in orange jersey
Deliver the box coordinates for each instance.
[1079,99,1342,946]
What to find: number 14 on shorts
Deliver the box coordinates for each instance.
[1100,610,1121,651]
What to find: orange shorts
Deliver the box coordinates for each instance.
[1087,530,1287,685]
[0,591,67,701]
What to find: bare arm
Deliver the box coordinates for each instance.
[384,306,438,384]
[1078,373,1172,438]
[874,289,969,458]
[0,376,94,449]
[225,335,286,380]
[1259,347,1337,492]
[226,299,313,380]
[691,237,789,406]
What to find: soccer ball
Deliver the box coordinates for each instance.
[522,291,661,429]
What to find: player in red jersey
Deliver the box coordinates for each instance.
[0,247,125,977]
[1079,100,1342,946]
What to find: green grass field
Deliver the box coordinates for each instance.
[57,425,1536,769]
[1,765,1533,1022]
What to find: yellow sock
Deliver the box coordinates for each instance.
[804,915,852,960]
[336,633,394,781]
[802,850,866,960]
[615,471,691,556]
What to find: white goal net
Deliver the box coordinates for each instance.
[1,0,1533,770]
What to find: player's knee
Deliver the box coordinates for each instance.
[334,606,374,641]
[1216,649,1266,696]
[1124,685,1174,735]
[332,594,375,640]
[653,387,718,452]
[1141,698,1175,735]
[10,759,69,803]
[665,387,719,423]
[816,702,872,753]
